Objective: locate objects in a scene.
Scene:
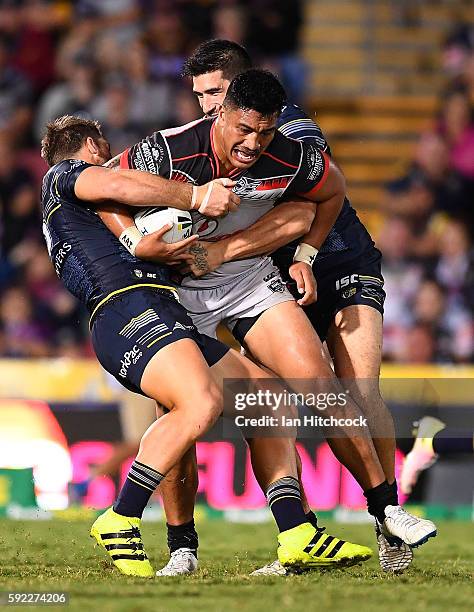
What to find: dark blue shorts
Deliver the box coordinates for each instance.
[274,247,385,342]
[91,288,229,395]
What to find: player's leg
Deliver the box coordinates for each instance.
[325,304,413,571]
[211,346,373,570]
[400,417,474,496]
[326,299,435,565]
[155,402,199,577]
[242,299,387,492]
[89,291,228,578]
[326,306,396,487]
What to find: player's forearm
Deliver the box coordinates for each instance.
[299,191,344,250]
[220,201,316,262]
[97,204,135,236]
[109,170,193,210]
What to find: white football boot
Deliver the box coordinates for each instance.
[375,521,413,572]
[378,505,437,548]
[155,548,198,577]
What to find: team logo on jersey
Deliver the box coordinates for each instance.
[264,270,286,293]
[233,176,290,200]
[194,218,218,237]
[132,141,163,173]
[342,287,357,299]
[171,169,197,184]
[119,344,143,379]
[306,144,324,181]
[233,176,263,196]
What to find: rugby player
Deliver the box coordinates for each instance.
[99,68,437,576]
[40,115,373,577]
[178,40,423,575]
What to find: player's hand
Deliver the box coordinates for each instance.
[289,261,318,306]
[195,178,240,218]
[135,223,198,265]
[179,240,225,277]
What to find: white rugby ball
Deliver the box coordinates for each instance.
[134,207,193,244]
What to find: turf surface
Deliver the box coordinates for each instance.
[0,519,473,612]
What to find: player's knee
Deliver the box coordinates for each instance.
[184,386,222,435]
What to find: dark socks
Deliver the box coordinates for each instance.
[114,460,164,518]
[305,510,319,529]
[364,480,398,524]
[266,476,308,532]
[388,479,399,505]
[433,431,474,455]
[167,519,198,558]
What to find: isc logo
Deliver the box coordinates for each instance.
[335,274,359,290]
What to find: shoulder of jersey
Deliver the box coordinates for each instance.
[160,117,212,143]
[264,128,302,169]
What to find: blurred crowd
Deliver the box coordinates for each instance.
[0,0,304,358]
[379,21,474,363]
[0,0,472,364]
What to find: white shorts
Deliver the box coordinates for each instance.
[178,258,295,340]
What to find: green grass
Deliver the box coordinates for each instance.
[0,519,473,612]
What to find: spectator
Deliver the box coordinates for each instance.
[438,87,474,180]
[121,40,174,132]
[0,33,33,143]
[0,285,50,357]
[90,73,143,155]
[378,216,425,360]
[34,56,98,142]
[412,279,473,363]
[0,135,38,261]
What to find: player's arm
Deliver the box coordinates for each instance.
[182,199,317,277]
[74,165,239,217]
[287,145,346,306]
[96,202,198,264]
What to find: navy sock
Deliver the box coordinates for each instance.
[167,519,198,557]
[305,510,319,529]
[266,476,307,532]
[387,479,399,505]
[114,460,164,518]
[433,431,474,455]
[364,480,398,524]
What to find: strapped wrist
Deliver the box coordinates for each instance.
[119,226,143,256]
[293,242,318,266]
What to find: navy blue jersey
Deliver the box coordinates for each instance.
[41,159,176,321]
[276,104,375,269]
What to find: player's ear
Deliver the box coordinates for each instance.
[218,105,226,122]
[85,136,99,156]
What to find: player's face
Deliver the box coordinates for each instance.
[218,107,278,170]
[192,71,230,117]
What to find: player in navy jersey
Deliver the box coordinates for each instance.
[97,67,437,576]
[41,114,374,577]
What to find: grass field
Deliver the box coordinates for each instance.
[0,519,473,612]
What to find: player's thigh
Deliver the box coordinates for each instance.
[141,337,222,413]
[326,304,383,378]
[242,300,332,378]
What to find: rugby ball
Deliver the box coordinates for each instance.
[134,207,193,244]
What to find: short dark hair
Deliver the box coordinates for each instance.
[41,115,104,167]
[223,69,286,117]
[182,39,252,80]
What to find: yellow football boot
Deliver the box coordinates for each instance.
[277,522,372,570]
[90,507,154,578]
